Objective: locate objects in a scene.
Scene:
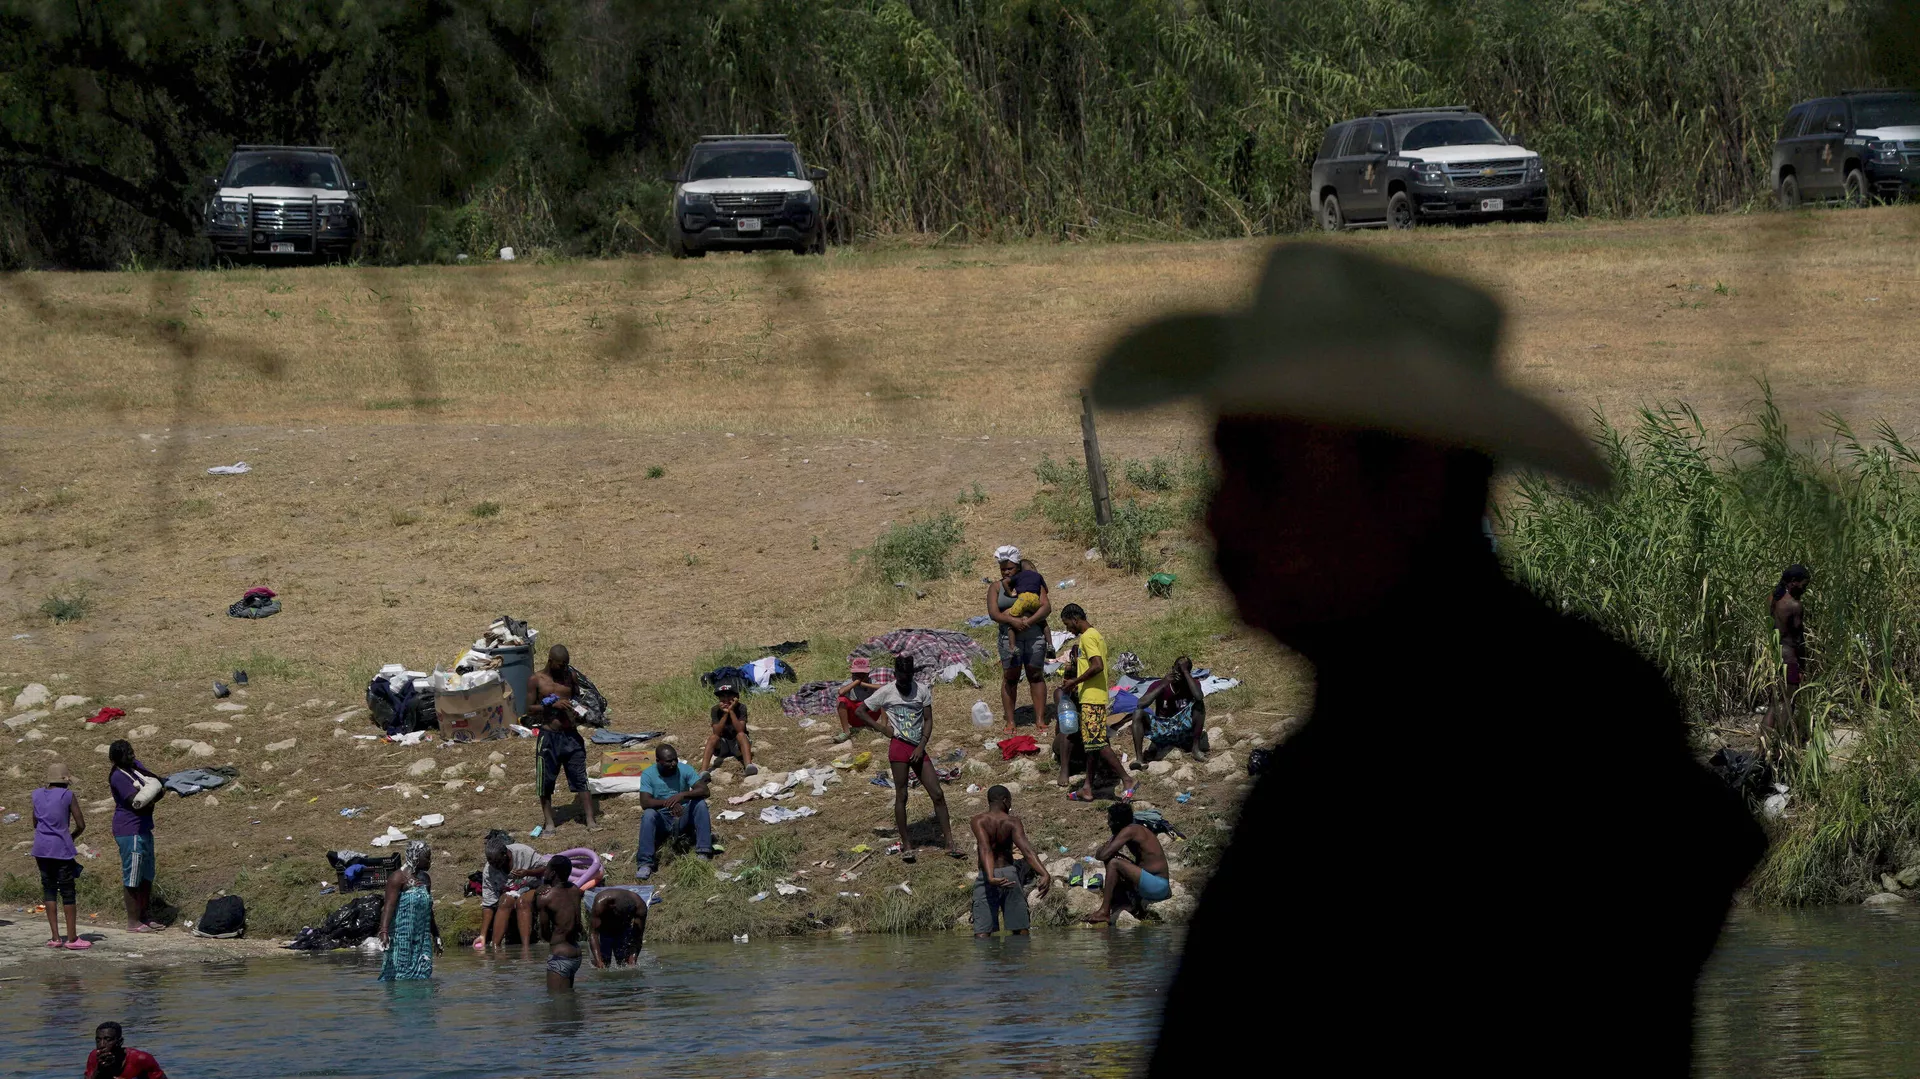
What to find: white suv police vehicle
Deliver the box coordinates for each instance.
[1309,107,1547,230]
[666,135,828,257]
[202,145,364,260]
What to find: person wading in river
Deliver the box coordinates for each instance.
[537,854,585,991]
[969,784,1051,937]
[1765,563,1812,753]
[1090,243,1764,1073]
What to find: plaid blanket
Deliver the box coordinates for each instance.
[781,670,895,717]
[850,629,990,675]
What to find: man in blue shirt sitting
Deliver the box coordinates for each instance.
[635,744,713,880]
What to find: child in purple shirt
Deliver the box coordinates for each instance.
[32,761,87,949]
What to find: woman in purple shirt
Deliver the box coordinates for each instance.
[32,761,87,949]
[107,740,165,932]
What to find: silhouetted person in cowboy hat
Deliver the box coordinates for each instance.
[1091,244,1764,1074]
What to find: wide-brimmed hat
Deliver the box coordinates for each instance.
[1089,244,1608,488]
[45,761,71,784]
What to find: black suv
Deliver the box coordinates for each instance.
[203,145,365,260]
[666,135,827,257]
[1772,90,1920,208]
[1308,107,1546,230]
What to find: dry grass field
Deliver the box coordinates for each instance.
[3,206,1919,951]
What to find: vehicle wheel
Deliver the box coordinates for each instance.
[1777,173,1800,210]
[667,228,698,259]
[805,227,826,255]
[1844,168,1870,207]
[1320,194,1344,232]
[1387,192,1417,231]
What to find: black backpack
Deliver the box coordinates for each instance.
[1247,748,1273,777]
[195,895,247,938]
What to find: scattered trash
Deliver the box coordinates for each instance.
[850,844,871,854]
[1175,792,1192,804]
[233,670,249,685]
[207,462,252,475]
[339,807,366,818]
[748,892,770,904]
[774,881,807,896]
[970,701,994,728]
[227,587,280,619]
[965,615,994,628]
[411,813,445,829]
[318,883,337,896]
[1199,675,1240,696]
[1084,547,1101,561]
[529,825,544,838]
[1056,578,1076,589]
[76,843,97,860]
[0,813,17,824]
[369,826,408,848]
[732,933,750,943]
[885,843,903,856]
[838,891,861,898]
[213,682,231,699]
[894,882,913,895]
[870,775,892,788]
[1146,572,1177,598]
[718,810,745,821]
[499,246,515,261]
[759,805,817,825]
[965,784,980,794]
[385,730,433,747]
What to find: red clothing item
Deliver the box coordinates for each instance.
[997,734,1040,760]
[84,1048,167,1078]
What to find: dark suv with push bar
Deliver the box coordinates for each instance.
[1309,107,1547,230]
[203,145,365,261]
[1772,89,1920,208]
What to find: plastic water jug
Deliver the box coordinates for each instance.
[970,701,994,728]
[1056,692,1080,736]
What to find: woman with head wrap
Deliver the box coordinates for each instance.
[378,840,440,981]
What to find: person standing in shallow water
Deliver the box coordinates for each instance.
[1089,243,1764,1073]
[1767,564,1812,751]
[378,841,439,981]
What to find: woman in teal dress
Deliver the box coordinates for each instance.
[379,841,440,981]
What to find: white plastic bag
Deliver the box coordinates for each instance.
[970,701,994,728]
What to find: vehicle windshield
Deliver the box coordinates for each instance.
[687,147,802,181]
[223,152,343,189]
[1396,117,1506,150]
[1851,94,1920,129]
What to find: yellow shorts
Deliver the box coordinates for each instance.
[1079,702,1111,750]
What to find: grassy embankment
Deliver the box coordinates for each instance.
[6,211,1920,939]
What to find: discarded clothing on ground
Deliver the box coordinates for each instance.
[162,766,237,798]
[763,640,809,656]
[781,681,842,717]
[851,629,990,682]
[760,804,817,824]
[997,735,1041,760]
[588,775,646,795]
[1198,675,1240,696]
[1130,807,1187,841]
[1708,747,1775,805]
[702,657,797,693]
[589,728,663,746]
[286,893,385,951]
[86,706,125,725]
[228,587,281,619]
[367,672,437,737]
[207,462,252,475]
[965,615,994,628]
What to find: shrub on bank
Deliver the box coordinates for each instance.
[1499,392,1920,904]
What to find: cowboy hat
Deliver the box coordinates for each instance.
[1088,243,1608,488]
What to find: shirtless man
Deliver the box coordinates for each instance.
[969,785,1052,937]
[530,645,596,832]
[536,854,584,991]
[1766,564,1812,751]
[588,887,648,969]
[1083,802,1172,925]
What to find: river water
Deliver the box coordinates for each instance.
[7,905,1920,1077]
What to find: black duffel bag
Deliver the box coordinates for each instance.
[193,895,247,939]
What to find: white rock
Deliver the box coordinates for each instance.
[12,683,49,710]
[189,722,232,732]
[4,710,48,730]
[487,764,507,780]
[330,708,370,725]
[440,763,467,779]
[1171,765,1195,783]
[1067,888,1100,915]
[168,738,199,752]
[709,771,732,787]
[303,698,325,709]
[94,743,110,754]
[203,795,220,807]
[1161,749,1186,764]
[133,708,155,714]
[131,725,160,739]
[806,734,834,746]
[509,783,532,797]
[1003,781,1023,795]
[24,728,45,741]
[53,695,90,711]
[213,702,249,713]
[266,738,297,752]
[258,761,274,773]
[1204,754,1238,776]
[487,752,506,764]
[406,758,438,777]
[332,727,349,739]
[1864,892,1908,907]
[1206,726,1224,745]
[1114,910,1141,929]
[1147,760,1173,776]
[442,780,467,792]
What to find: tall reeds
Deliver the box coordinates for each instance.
[1499,391,1920,904]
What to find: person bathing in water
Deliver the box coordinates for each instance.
[589,887,648,969]
[538,854,585,991]
[969,784,1052,937]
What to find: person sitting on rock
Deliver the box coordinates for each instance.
[702,683,759,777]
[477,835,545,949]
[1123,657,1210,768]
[1083,802,1172,925]
[635,744,714,881]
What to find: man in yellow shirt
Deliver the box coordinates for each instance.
[1061,603,1133,802]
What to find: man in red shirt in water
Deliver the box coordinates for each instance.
[85,1022,166,1079]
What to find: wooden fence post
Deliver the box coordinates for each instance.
[1080,389,1112,527]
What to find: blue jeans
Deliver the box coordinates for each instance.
[636,801,712,868]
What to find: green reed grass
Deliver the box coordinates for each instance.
[1499,390,1920,904]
